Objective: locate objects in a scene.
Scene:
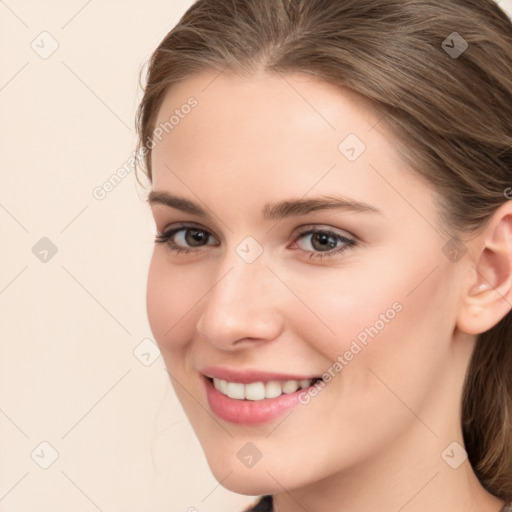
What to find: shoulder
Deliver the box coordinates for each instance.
[242,495,273,512]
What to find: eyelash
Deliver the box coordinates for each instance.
[154,224,356,260]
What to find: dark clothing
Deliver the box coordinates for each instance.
[243,495,273,511]
[243,496,512,512]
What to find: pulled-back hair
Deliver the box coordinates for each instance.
[135,0,512,500]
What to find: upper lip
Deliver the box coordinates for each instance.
[200,366,321,384]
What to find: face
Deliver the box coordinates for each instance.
[146,70,469,496]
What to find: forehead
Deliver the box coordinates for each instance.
[152,70,382,160]
[150,70,437,226]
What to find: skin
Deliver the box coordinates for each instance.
[146,69,512,512]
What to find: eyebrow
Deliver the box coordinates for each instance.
[147,191,382,220]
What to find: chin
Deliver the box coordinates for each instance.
[214,471,279,496]
[204,456,286,496]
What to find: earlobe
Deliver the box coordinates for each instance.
[456,202,512,335]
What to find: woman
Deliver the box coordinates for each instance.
[135,0,512,510]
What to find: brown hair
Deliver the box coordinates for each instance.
[135,0,512,501]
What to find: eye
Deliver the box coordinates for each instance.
[154,224,355,259]
[155,224,219,254]
[293,228,355,259]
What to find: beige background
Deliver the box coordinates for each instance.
[1,1,511,511]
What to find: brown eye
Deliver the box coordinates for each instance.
[309,232,339,251]
[154,225,220,252]
[185,229,210,246]
[296,229,356,257]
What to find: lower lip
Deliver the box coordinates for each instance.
[203,376,317,425]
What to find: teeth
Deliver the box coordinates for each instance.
[212,377,316,401]
[299,379,312,389]
[282,380,300,394]
[226,382,245,399]
[245,382,265,400]
[265,380,282,399]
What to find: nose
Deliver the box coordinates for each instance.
[195,252,284,350]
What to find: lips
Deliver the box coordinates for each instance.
[200,366,324,425]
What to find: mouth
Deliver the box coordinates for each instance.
[201,371,325,425]
[206,376,323,401]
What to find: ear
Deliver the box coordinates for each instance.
[456,201,512,335]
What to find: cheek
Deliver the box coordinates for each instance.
[286,248,455,379]
[146,252,209,352]
[275,264,407,365]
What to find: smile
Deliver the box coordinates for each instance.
[202,371,325,425]
[211,377,320,401]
